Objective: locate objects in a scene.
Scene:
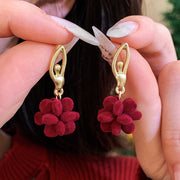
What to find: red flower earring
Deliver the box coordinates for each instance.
[34,45,80,137]
[97,43,142,136]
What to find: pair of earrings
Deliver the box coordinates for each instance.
[34,44,142,137]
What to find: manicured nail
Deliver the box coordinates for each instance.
[51,16,99,46]
[92,26,116,63]
[174,164,180,180]
[56,37,79,63]
[107,21,138,38]
[64,37,79,54]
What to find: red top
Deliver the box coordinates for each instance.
[0,134,148,180]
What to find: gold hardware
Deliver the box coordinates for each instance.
[112,43,130,99]
[49,45,67,99]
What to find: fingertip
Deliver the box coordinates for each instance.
[46,14,74,44]
[107,15,177,77]
[107,15,156,49]
[7,1,74,44]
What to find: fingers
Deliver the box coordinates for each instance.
[0,41,55,127]
[107,16,177,77]
[0,0,73,44]
[124,47,169,179]
[108,15,176,179]
[159,61,180,179]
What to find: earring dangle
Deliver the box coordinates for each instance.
[97,43,142,136]
[34,45,80,137]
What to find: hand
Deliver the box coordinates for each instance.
[107,15,179,180]
[0,0,74,128]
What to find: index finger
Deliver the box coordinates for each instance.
[0,0,73,44]
[107,16,177,77]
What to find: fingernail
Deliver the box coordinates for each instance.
[51,16,99,46]
[64,37,79,54]
[174,164,180,180]
[92,26,116,63]
[106,21,138,38]
[56,37,79,63]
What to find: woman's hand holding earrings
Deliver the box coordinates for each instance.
[106,16,178,180]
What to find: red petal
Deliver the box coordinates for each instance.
[44,125,59,137]
[103,96,117,111]
[116,114,132,125]
[34,112,43,125]
[100,123,112,132]
[123,98,137,114]
[39,99,52,114]
[61,111,80,122]
[51,98,56,101]
[98,108,106,114]
[62,97,74,112]
[73,112,80,121]
[51,99,63,116]
[113,100,123,116]
[111,121,121,136]
[64,121,76,135]
[122,123,135,134]
[56,121,65,136]
[97,111,114,123]
[42,114,59,125]
[128,110,142,120]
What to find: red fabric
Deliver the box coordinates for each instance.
[34,97,80,137]
[0,134,148,180]
[98,96,142,135]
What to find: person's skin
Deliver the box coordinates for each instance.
[0,1,179,180]
[109,16,177,180]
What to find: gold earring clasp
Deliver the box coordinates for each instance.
[112,43,130,99]
[49,45,67,99]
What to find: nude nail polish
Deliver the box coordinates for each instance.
[51,16,99,46]
[107,21,138,38]
[55,37,79,63]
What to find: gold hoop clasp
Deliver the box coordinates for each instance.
[112,43,130,99]
[49,45,67,99]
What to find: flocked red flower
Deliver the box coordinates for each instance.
[97,96,142,135]
[34,97,80,137]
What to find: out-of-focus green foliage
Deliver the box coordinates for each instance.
[164,0,180,59]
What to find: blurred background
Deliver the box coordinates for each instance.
[143,0,180,59]
[143,0,171,23]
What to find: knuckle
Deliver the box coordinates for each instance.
[159,61,180,87]
[162,128,180,147]
[157,23,171,36]
[156,23,173,46]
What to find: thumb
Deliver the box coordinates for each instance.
[107,15,177,77]
[0,0,73,44]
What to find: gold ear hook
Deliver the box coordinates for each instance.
[112,43,130,99]
[49,45,67,99]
